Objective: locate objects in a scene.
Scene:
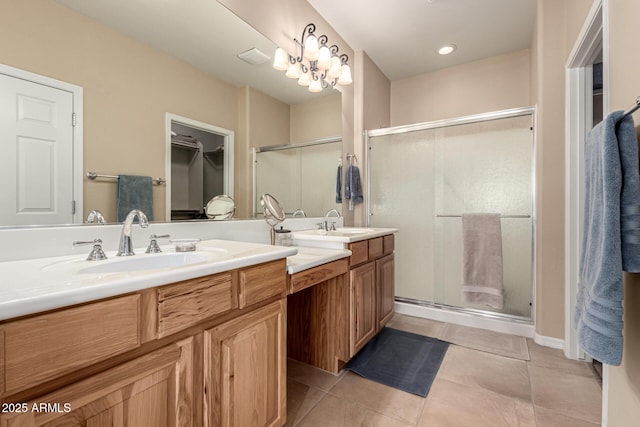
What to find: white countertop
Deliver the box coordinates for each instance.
[0,226,394,322]
[0,239,297,321]
[286,246,352,274]
[290,227,398,248]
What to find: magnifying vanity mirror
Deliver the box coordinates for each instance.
[205,195,236,220]
[260,193,286,244]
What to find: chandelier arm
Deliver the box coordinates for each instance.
[339,54,349,65]
[318,34,329,47]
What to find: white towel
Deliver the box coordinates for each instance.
[461,213,504,309]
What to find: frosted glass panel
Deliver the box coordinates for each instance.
[369,129,436,302]
[369,114,533,319]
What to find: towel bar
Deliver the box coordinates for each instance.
[86,172,166,185]
[436,214,531,218]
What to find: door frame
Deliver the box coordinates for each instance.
[0,63,84,224]
[564,0,605,361]
[565,1,608,425]
[164,113,234,220]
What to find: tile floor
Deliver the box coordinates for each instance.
[285,314,602,427]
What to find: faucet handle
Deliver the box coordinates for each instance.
[316,222,324,230]
[146,234,170,253]
[330,222,337,231]
[73,238,107,261]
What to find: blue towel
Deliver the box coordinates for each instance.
[117,175,154,222]
[336,164,343,203]
[575,111,640,366]
[345,164,363,210]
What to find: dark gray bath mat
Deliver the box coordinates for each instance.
[346,327,449,397]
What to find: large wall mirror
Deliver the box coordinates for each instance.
[0,0,342,227]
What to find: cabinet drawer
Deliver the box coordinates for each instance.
[157,272,236,338]
[348,240,369,267]
[383,234,395,255]
[1,295,140,395]
[238,259,287,309]
[289,258,349,294]
[368,237,384,260]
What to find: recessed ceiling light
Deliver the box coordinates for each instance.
[438,44,457,55]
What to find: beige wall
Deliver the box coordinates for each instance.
[608,0,640,423]
[363,52,391,131]
[390,49,530,126]
[533,0,566,339]
[290,93,342,143]
[0,0,240,222]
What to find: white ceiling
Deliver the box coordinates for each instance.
[308,0,536,81]
[54,0,536,103]
[54,0,325,105]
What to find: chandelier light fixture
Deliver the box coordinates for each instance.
[272,23,352,93]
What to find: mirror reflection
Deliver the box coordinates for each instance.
[0,0,341,227]
[254,137,342,218]
[205,195,236,220]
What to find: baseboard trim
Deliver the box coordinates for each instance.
[533,332,565,350]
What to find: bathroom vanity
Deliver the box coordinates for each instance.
[0,224,396,427]
[0,240,294,427]
[287,228,397,374]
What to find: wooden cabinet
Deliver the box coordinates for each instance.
[0,338,194,427]
[0,259,287,427]
[347,234,395,357]
[349,262,378,357]
[204,300,286,427]
[376,253,395,329]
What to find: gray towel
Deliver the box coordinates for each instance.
[575,111,640,366]
[117,175,154,222]
[336,164,343,203]
[461,213,504,309]
[345,164,363,210]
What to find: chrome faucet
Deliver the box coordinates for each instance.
[292,209,307,218]
[323,209,341,231]
[85,209,106,224]
[116,209,149,256]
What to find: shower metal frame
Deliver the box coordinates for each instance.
[365,106,537,323]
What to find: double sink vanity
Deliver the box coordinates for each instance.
[0,221,396,427]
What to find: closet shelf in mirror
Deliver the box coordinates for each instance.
[86,172,166,185]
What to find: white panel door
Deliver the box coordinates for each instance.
[0,74,74,225]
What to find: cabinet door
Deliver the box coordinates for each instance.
[204,300,286,427]
[349,262,377,357]
[376,254,395,329]
[0,338,194,427]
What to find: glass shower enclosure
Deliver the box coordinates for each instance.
[367,108,535,320]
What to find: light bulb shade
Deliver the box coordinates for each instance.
[337,64,352,85]
[308,79,322,92]
[273,48,289,70]
[285,63,301,79]
[303,35,320,61]
[317,46,332,70]
[298,71,311,86]
[328,56,342,78]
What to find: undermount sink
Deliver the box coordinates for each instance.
[42,249,231,275]
[289,227,395,245]
[79,252,215,274]
[327,227,375,235]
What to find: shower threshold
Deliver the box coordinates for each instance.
[394,297,534,338]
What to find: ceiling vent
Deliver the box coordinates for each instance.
[237,48,271,65]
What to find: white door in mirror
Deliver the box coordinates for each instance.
[0,74,74,225]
